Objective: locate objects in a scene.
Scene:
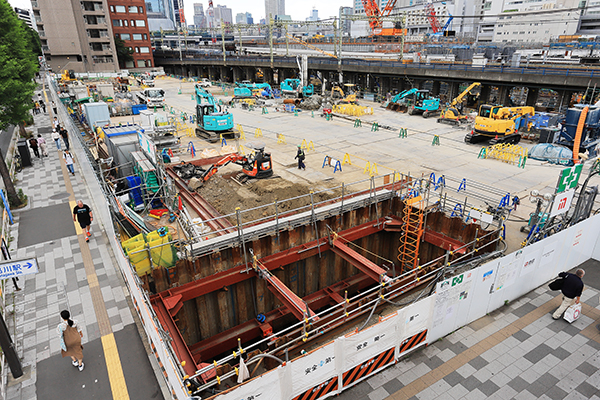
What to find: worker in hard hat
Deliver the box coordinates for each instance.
[294,145,306,170]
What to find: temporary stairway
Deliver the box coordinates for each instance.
[397,196,425,273]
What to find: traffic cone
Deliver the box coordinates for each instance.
[494,135,499,140]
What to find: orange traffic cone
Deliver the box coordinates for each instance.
[494,135,499,140]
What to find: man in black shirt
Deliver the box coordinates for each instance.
[73,200,93,243]
[552,269,585,320]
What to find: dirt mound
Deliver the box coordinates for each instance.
[197,174,344,224]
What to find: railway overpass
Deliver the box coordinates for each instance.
[153,50,600,108]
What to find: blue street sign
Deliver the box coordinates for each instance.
[0,258,38,280]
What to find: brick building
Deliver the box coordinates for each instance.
[107,0,154,69]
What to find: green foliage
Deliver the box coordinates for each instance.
[0,0,39,131]
[114,36,133,67]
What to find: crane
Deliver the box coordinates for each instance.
[438,82,481,125]
[361,0,401,35]
[426,2,442,34]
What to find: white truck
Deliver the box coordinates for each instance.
[136,88,165,108]
[137,75,155,87]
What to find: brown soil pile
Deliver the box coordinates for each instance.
[197,174,345,224]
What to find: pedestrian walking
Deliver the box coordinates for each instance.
[552,269,585,320]
[294,145,306,170]
[39,100,46,113]
[63,150,75,175]
[28,137,40,158]
[52,100,57,115]
[34,102,40,115]
[52,129,61,150]
[60,128,70,150]
[73,200,93,242]
[53,117,59,130]
[37,134,48,157]
[57,310,84,372]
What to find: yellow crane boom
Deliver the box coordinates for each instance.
[285,33,338,59]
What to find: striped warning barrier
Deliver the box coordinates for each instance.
[292,376,338,400]
[398,329,428,355]
[342,347,395,388]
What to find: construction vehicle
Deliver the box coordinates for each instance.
[384,88,418,112]
[136,88,165,108]
[465,105,535,144]
[194,84,234,143]
[233,82,273,99]
[438,82,481,125]
[60,69,76,82]
[194,144,273,187]
[406,90,440,118]
[331,83,357,105]
[280,78,314,98]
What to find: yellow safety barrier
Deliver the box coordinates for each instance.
[332,104,374,117]
[277,133,286,144]
[363,162,379,176]
[254,127,263,138]
[481,143,528,167]
[342,153,352,165]
[235,124,246,140]
[300,139,315,151]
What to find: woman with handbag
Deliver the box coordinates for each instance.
[57,310,84,371]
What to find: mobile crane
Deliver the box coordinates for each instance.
[438,82,481,125]
[465,105,535,144]
[194,84,234,143]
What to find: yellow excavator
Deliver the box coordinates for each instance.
[331,83,357,105]
[438,82,481,125]
[465,105,535,144]
[60,69,77,83]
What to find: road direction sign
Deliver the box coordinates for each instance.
[0,258,39,280]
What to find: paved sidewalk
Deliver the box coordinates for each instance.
[4,86,164,400]
[338,259,600,400]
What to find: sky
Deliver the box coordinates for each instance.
[8,0,353,24]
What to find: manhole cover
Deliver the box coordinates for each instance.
[49,192,70,200]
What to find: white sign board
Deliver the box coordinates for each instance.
[550,189,575,217]
[138,130,157,165]
[0,257,39,279]
[468,209,494,224]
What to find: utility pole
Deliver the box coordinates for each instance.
[0,314,22,379]
[269,14,274,68]
[221,20,226,64]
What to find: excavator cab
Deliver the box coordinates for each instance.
[241,143,273,179]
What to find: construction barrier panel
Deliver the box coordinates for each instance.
[480,143,528,167]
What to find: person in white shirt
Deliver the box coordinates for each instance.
[51,129,61,150]
[37,134,48,157]
[63,150,75,175]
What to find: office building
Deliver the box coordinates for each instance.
[193,3,206,28]
[14,7,36,31]
[306,8,318,21]
[339,6,352,34]
[213,5,233,26]
[107,0,154,68]
[31,0,119,72]
[146,0,175,31]
[173,0,184,27]
[265,0,285,20]
[236,12,253,24]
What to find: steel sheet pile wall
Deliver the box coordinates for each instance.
[208,213,600,400]
[178,203,392,347]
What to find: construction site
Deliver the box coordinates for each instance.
[36,3,600,399]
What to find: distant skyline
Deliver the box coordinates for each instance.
[7,0,353,24]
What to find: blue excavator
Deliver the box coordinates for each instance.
[280,78,314,98]
[194,84,235,143]
[385,88,440,117]
[233,82,273,100]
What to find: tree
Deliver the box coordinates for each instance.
[0,0,39,206]
[115,36,134,68]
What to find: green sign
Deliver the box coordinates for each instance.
[557,164,583,193]
[452,275,463,287]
